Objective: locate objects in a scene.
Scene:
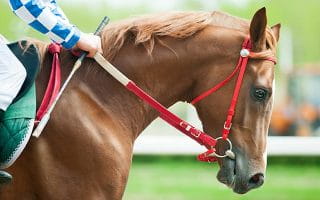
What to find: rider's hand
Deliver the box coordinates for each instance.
[74,33,102,58]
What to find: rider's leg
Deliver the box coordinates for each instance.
[0,40,27,184]
[0,42,27,111]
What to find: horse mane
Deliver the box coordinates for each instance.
[100,11,277,61]
[101,11,214,60]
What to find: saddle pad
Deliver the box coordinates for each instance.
[7,41,40,103]
[0,84,36,168]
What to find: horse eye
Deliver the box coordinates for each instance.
[252,88,268,102]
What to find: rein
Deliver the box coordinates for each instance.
[40,37,276,163]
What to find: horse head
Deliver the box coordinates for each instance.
[192,8,280,194]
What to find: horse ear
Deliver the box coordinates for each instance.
[271,23,281,42]
[249,7,267,50]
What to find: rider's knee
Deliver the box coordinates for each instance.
[14,60,27,84]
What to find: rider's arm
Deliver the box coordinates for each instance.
[8,0,81,49]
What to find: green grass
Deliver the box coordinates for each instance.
[123,156,320,200]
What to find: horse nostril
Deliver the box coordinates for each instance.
[248,173,264,189]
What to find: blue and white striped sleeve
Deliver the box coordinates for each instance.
[8,0,82,49]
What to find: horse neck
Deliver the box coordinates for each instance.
[37,27,236,141]
[87,41,204,139]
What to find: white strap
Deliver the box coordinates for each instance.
[93,53,130,86]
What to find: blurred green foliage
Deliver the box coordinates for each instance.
[1,0,320,65]
[0,0,148,41]
[219,0,320,66]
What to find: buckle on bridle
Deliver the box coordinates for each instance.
[224,121,232,130]
[191,130,201,138]
[179,122,201,138]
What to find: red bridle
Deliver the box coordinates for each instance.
[192,37,276,138]
[40,37,277,163]
[128,37,276,162]
[190,37,276,162]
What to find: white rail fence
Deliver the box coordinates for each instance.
[133,135,320,156]
[133,103,320,156]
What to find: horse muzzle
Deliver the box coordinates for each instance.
[216,148,265,194]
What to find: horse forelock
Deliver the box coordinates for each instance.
[266,28,278,53]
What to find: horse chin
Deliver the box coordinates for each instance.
[216,156,265,194]
[216,158,237,190]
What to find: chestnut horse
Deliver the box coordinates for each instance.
[1,7,280,199]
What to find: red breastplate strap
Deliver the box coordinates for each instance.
[35,43,62,124]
